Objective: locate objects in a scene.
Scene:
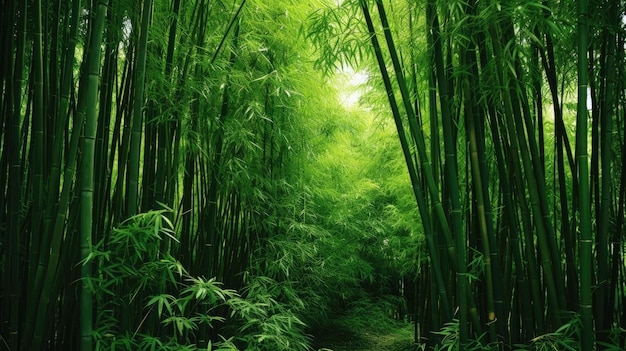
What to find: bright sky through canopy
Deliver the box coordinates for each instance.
[337,66,369,108]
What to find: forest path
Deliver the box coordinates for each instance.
[312,321,418,351]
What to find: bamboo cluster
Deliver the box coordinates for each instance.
[0,0,313,349]
[355,0,626,348]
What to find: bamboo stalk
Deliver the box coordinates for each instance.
[487,19,566,326]
[30,0,46,304]
[128,0,153,217]
[5,1,27,349]
[94,0,122,241]
[424,0,470,342]
[79,1,108,349]
[595,0,618,336]
[540,26,580,311]
[359,0,453,322]
[577,0,593,348]
[461,37,500,342]
[21,0,48,346]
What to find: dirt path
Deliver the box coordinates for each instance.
[313,323,418,351]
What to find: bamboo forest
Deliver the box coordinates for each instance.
[2,0,626,350]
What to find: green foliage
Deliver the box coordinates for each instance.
[512,314,581,351]
[305,0,369,73]
[89,210,313,351]
[227,275,312,351]
[307,0,626,349]
[430,320,491,351]
[507,314,626,351]
[597,328,626,351]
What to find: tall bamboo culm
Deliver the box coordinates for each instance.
[577,0,593,349]
[79,1,109,349]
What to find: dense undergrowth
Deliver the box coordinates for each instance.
[88,209,310,351]
[87,207,415,351]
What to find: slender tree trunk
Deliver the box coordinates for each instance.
[4,1,27,348]
[425,0,471,343]
[128,0,153,217]
[79,1,108,350]
[577,0,593,348]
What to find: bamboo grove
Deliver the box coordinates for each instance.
[2,0,626,350]
[307,0,626,349]
[0,0,348,349]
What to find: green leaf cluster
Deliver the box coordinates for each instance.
[89,210,314,351]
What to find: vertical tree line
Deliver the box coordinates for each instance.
[309,0,626,349]
[0,0,322,349]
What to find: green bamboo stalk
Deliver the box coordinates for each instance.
[595,0,618,334]
[612,98,626,347]
[141,101,157,209]
[6,1,27,349]
[540,25,579,310]
[80,1,108,349]
[164,0,184,204]
[423,0,470,343]
[94,0,122,241]
[487,20,565,326]
[128,0,153,217]
[23,1,108,347]
[52,0,80,198]
[198,3,250,287]
[359,0,453,321]
[366,0,488,340]
[459,0,506,342]
[511,50,567,314]
[21,0,48,347]
[461,50,498,344]
[111,60,134,226]
[577,0,593,348]
[173,0,204,265]
[483,43,537,342]
[376,0,461,272]
[44,0,80,264]
[151,0,182,209]
[494,11,570,318]
[421,1,459,272]
[209,0,247,66]
[479,31,543,336]
[202,59,231,282]
[531,27,545,170]
[180,0,207,271]
[47,1,60,155]
[38,1,81,345]
[180,150,195,269]
[425,11,447,336]
[93,0,125,234]
[30,0,46,293]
